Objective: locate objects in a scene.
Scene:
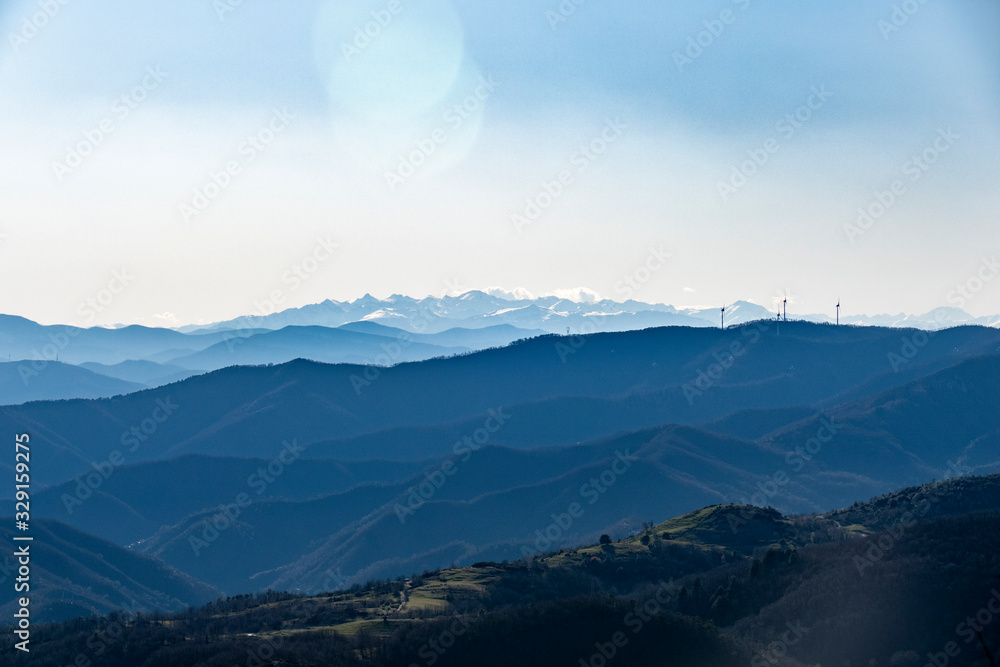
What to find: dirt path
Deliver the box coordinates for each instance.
[395,579,411,613]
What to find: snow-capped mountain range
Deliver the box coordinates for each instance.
[179,291,1000,335]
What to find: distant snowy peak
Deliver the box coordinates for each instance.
[186,292,997,335]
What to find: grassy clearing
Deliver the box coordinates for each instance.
[328,618,408,638]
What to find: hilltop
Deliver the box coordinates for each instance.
[5,474,998,666]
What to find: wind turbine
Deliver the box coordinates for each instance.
[782,294,787,322]
[721,304,726,330]
[836,299,840,326]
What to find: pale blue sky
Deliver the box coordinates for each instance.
[1,0,998,326]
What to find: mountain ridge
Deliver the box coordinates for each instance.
[175,291,1000,334]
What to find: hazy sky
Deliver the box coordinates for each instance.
[1,0,998,327]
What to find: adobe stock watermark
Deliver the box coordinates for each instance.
[920,589,1000,667]
[385,75,500,192]
[349,277,465,394]
[77,268,134,324]
[232,234,339,317]
[751,621,810,667]
[682,321,768,405]
[410,615,476,667]
[673,0,752,73]
[557,248,667,363]
[179,108,295,223]
[614,246,672,301]
[348,331,417,393]
[7,0,71,54]
[878,0,933,41]
[246,634,285,667]
[18,268,134,385]
[947,254,999,311]
[52,66,167,182]
[348,322,418,394]
[512,117,627,233]
[852,485,943,576]
[728,415,841,533]
[717,85,833,202]
[577,580,673,667]
[845,127,959,244]
[520,450,637,558]
[554,313,608,364]
[319,566,352,592]
[220,233,339,351]
[16,326,80,385]
[65,600,144,667]
[888,326,940,373]
[61,398,179,515]
[546,0,587,30]
[889,255,999,372]
[213,0,245,22]
[189,439,305,556]
[781,416,840,473]
[341,0,403,62]
[393,408,511,523]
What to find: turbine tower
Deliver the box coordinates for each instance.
[836,299,840,326]
[783,295,787,322]
[721,304,726,330]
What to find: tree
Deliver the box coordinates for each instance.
[599,534,612,545]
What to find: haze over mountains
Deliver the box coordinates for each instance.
[2,292,998,637]
[3,290,997,405]
[0,311,545,403]
[2,319,998,609]
[0,361,146,405]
